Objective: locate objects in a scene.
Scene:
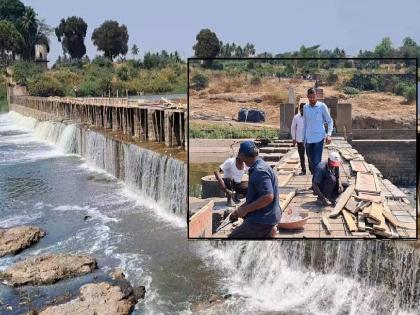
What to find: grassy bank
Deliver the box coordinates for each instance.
[189,121,279,139]
[11,59,187,97]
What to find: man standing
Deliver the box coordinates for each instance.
[303,88,334,174]
[228,141,281,238]
[214,156,248,206]
[312,151,344,206]
[291,103,306,175]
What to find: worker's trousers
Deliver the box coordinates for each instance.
[305,139,324,174]
[296,142,306,173]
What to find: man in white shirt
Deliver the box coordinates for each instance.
[214,156,249,206]
[291,103,306,175]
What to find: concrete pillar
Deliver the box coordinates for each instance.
[336,103,352,138]
[112,107,119,131]
[147,110,157,141]
[164,111,172,147]
[279,103,295,137]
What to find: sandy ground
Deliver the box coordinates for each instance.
[189,77,416,129]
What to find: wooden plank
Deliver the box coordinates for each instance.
[342,210,358,232]
[329,184,355,218]
[357,212,366,232]
[356,192,382,203]
[382,204,404,228]
[367,202,383,224]
[344,197,359,214]
[351,232,371,237]
[321,215,333,235]
[381,179,407,198]
[356,172,379,194]
[279,173,293,187]
[350,160,368,173]
[280,190,296,211]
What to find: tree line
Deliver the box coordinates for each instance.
[192,28,420,68]
[0,0,184,68]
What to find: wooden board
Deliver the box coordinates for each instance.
[356,172,380,194]
[357,212,365,232]
[344,197,359,214]
[356,192,382,203]
[280,190,296,211]
[350,160,369,173]
[329,184,355,218]
[367,202,383,224]
[279,173,294,187]
[381,179,407,198]
[382,204,404,228]
[342,210,358,232]
[321,215,333,235]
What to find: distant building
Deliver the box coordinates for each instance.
[35,44,48,70]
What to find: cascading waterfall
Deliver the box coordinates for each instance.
[209,240,420,314]
[6,110,419,314]
[8,111,187,216]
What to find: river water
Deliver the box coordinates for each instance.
[0,111,419,315]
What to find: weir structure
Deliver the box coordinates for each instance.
[8,94,187,149]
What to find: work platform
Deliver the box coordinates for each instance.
[189,138,417,239]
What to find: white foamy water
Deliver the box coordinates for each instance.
[1,111,419,315]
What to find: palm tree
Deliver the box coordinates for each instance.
[18,7,51,60]
[18,7,38,60]
[131,44,139,57]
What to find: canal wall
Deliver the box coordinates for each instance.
[8,94,187,149]
[351,139,416,186]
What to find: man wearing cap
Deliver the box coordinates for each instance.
[228,140,281,238]
[303,88,334,174]
[312,151,344,206]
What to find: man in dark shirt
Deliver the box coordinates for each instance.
[228,140,281,238]
[312,151,344,206]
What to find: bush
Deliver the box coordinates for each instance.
[12,61,42,86]
[191,73,209,90]
[403,85,416,102]
[91,56,113,67]
[342,86,360,95]
[27,75,65,97]
[325,70,338,85]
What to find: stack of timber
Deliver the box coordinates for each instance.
[327,147,410,238]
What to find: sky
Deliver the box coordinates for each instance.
[23,0,420,64]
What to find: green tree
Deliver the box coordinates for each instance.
[0,0,25,23]
[374,37,394,58]
[55,16,87,59]
[399,37,419,66]
[0,19,23,61]
[92,20,129,60]
[131,44,139,57]
[193,28,220,58]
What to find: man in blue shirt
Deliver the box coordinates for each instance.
[303,88,334,174]
[228,141,281,238]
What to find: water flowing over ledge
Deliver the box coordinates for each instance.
[8,111,187,216]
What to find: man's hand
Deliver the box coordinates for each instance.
[326,135,332,144]
[236,204,249,218]
[292,139,296,147]
[338,184,344,194]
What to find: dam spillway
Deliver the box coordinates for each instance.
[8,95,187,149]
